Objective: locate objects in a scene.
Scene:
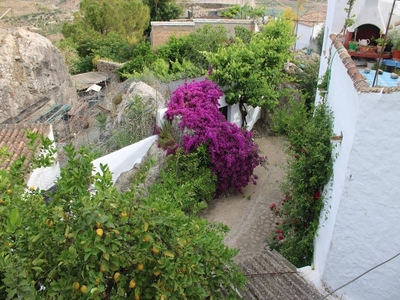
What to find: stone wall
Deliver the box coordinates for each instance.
[150,19,255,47]
[150,21,195,47]
[97,60,125,75]
[194,19,255,36]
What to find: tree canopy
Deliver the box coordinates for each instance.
[0,133,246,299]
[63,0,150,41]
[144,0,182,22]
[205,17,295,126]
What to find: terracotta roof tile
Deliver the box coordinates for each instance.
[0,123,51,170]
[329,34,399,93]
[298,11,326,26]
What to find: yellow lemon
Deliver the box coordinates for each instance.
[80,285,87,294]
[120,212,127,218]
[138,263,144,271]
[96,228,104,237]
[45,219,54,227]
[113,272,120,282]
[129,280,136,289]
[73,282,80,291]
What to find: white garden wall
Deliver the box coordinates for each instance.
[92,135,158,184]
[156,94,260,131]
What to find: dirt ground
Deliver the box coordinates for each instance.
[199,136,288,263]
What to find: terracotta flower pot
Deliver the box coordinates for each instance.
[392,49,400,61]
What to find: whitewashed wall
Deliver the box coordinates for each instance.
[311,10,400,297]
[315,87,400,299]
[27,125,60,191]
[92,135,158,184]
[156,95,260,131]
[313,50,360,283]
[296,23,315,50]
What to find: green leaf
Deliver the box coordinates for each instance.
[8,208,22,230]
[32,258,47,266]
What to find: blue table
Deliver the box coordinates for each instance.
[362,70,400,87]
[382,59,400,68]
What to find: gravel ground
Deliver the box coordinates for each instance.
[199,135,287,263]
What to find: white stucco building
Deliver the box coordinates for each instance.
[308,0,400,299]
[295,11,326,52]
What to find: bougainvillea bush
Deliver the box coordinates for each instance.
[163,79,266,196]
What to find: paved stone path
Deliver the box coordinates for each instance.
[200,136,287,263]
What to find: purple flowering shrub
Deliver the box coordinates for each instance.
[164,79,265,195]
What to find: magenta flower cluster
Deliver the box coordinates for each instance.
[165,80,264,195]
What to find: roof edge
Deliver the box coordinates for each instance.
[329,34,400,94]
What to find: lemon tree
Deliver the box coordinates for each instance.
[0,135,245,299]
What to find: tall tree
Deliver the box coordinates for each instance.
[144,0,182,21]
[63,0,150,41]
[205,17,295,127]
[61,0,150,72]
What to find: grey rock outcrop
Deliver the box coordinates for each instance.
[115,141,167,194]
[113,81,166,125]
[0,27,76,123]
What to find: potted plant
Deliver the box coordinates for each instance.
[387,27,400,61]
[376,37,385,53]
[348,40,358,51]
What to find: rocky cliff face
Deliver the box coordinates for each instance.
[0,27,76,123]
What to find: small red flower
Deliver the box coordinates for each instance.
[314,191,321,200]
[275,209,280,215]
[269,203,276,210]
[278,235,284,240]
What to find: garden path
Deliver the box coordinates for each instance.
[199,136,287,263]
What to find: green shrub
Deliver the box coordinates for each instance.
[0,136,245,299]
[268,103,334,267]
[150,144,217,215]
[104,95,156,153]
[117,42,156,79]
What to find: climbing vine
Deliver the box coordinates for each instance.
[268,102,334,267]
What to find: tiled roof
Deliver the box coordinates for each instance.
[0,123,51,170]
[329,34,400,93]
[237,251,324,299]
[298,11,326,26]
[71,72,110,91]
